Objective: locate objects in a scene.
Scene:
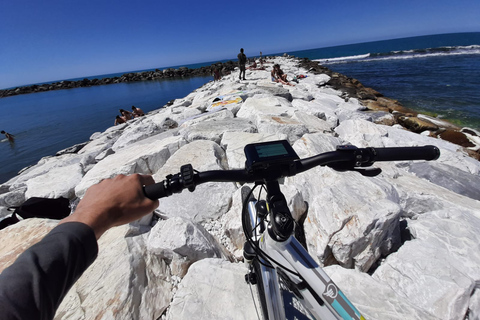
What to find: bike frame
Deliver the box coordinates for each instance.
[246,197,365,320]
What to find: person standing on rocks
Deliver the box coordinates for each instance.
[237,48,247,80]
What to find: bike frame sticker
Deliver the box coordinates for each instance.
[290,239,364,320]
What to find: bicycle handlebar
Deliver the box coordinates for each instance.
[143,145,440,200]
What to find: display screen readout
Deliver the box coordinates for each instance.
[255,144,289,158]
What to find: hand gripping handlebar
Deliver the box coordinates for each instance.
[143,145,440,200]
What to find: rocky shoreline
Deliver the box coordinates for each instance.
[4,55,479,161]
[0,61,238,98]
[1,56,480,319]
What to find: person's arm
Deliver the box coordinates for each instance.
[0,174,158,320]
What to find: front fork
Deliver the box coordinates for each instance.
[244,194,286,320]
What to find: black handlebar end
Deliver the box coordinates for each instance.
[143,182,169,200]
[373,145,441,162]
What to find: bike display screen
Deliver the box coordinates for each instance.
[244,140,299,172]
[255,143,290,158]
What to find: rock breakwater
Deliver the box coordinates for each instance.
[1,56,480,319]
[0,61,238,98]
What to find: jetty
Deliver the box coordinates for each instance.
[1,56,479,319]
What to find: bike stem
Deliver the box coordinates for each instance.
[265,180,295,242]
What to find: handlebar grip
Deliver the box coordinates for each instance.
[373,145,440,162]
[143,182,169,200]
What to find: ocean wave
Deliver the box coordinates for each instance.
[315,53,370,64]
[315,45,480,64]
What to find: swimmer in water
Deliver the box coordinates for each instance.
[1,131,15,142]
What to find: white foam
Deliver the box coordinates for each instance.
[315,53,370,64]
[315,45,480,65]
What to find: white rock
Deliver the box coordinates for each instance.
[166,258,257,320]
[335,119,389,147]
[256,114,309,144]
[24,162,83,199]
[7,154,82,191]
[221,187,247,251]
[292,111,333,133]
[0,218,58,271]
[111,118,164,151]
[373,208,480,320]
[406,161,480,201]
[335,108,374,123]
[178,118,256,144]
[291,99,338,127]
[152,140,237,222]
[0,206,10,220]
[75,135,186,198]
[289,87,314,101]
[56,225,172,320]
[0,188,26,208]
[287,133,402,271]
[382,166,480,218]
[147,217,227,277]
[179,109,234,127]
[325,265,440,319]
[236,95,295,120]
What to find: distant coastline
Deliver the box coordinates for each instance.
[0,61,238,98]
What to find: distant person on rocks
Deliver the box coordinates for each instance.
[1,130,14,142]
[0,174,159,320]
[131,106,145,117]
[213,68,221,81]
[271,64,294,86]
[119,108,133,121]
[237,48,247,80]
[114,115,126,125]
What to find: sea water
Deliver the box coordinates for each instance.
[1,33,479,184]
[0,76,211,183]
[286,32,480,129]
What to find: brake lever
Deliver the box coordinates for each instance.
[327,163,382,177]
[352,167,382,177]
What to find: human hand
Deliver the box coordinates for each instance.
[61,174,159,239]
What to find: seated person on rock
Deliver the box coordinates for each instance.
[271,64,294,86]
[247,60,265,71]
[119,108,134,121]
[114,115,126,125]
[131,106,145,117]
[0,174,159,319]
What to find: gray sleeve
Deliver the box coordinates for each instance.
[0,222,98,320]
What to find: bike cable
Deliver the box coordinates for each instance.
[242,184,301,278]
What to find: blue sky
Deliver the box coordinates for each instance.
[1,0,479,89]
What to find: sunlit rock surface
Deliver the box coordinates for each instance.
[1,56,479,319]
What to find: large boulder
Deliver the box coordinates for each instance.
[166,258,257,320]
[325,265,440,319]
[147,217,230,277]
[373,208,480,320]
[288,133,402,271]
[56,225,172,320]
[152,140,237,222]
[179,118,257,144]
[75,135,186,198]
[256,114,309,144]
[236,95,296,120]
